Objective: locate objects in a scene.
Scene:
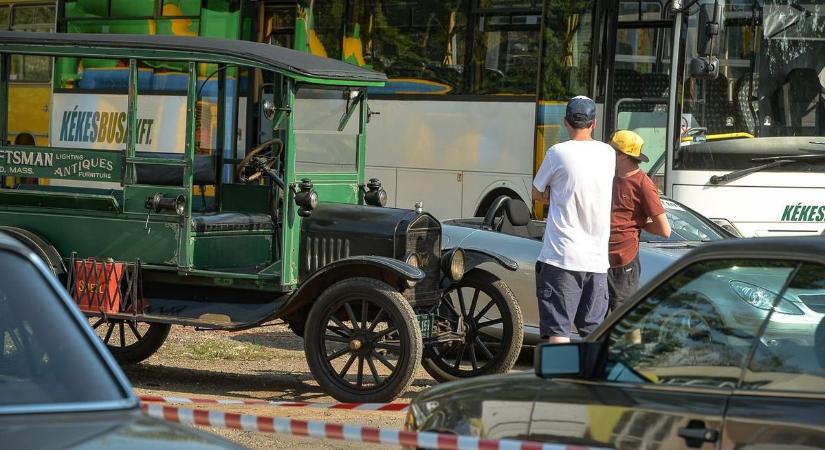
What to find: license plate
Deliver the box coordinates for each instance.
[417,313,433,338]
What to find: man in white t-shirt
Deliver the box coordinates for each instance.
[532,96,615,343]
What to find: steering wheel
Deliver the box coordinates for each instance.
[237,138,284,185]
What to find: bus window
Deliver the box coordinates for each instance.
[63,0,240,40]
[675,1,825,173]
[296,0,344,60]
[6,53,54,156]
[0,6,9,29]
[612,0,671,176]
[345,0,468,95]
[470,11,541,95]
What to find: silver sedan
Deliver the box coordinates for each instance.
[442,196,732,344]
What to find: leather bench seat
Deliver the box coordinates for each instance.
[191,212,273,233]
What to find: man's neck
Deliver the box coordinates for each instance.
[617,161,640,178]
[568,130,593,141]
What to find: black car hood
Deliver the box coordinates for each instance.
[0,409,242,449]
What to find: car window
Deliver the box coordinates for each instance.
[603,259,797,388]
[640,198,726,243]
[743,262,825,394]
[0,251,127,409]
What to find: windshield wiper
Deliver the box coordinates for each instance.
[709,153,825,185]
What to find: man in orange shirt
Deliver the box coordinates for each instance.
[607,130,671,311]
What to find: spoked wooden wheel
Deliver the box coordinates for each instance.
[422,270,523,382]
[304,278,422,403]
[88,317,170,364]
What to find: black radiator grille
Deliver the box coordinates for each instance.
[304,236,350,273]
[404,216,441,306]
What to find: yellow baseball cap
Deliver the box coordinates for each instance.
[609,130,648,162]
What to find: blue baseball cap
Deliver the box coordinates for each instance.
[565,96,597,123]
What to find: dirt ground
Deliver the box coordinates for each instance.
[123,323,445,449]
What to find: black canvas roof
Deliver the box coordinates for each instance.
[0,31,387,84]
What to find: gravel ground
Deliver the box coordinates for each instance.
[123,323,438,449]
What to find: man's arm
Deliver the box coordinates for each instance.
[644,212,671,237]
[532,186,549,202]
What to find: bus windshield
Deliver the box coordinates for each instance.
[675,0,825,171]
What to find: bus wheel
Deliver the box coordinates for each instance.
[89,318,171,365]
[304,278,422,403]
[422,270,523,382]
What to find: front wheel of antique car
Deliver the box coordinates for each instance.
[421,270,523,382]
[89,318,171,364]
[304,277,422,403]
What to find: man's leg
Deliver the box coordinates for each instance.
[609,255,641,312]
[574,272,609,338]
[536,261,583,343]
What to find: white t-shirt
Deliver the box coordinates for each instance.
[533,139,616,273]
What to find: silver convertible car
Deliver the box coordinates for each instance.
[439,196,732,348]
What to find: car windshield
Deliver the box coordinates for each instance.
[640,198,726,243]
[0,250,127,411]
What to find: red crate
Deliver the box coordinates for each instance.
[72,259,124,314]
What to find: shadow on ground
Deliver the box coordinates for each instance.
[123,363,435,401]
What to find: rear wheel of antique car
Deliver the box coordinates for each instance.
[304,277,422,403]
[421,270,523,382]
[89,318,171,364]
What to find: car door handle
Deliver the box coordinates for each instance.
[678,425,719,446]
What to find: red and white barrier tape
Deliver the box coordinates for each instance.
[142,403,609,450]
[139,394,409,412]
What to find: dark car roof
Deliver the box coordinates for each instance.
[0,31,388,84]
[683,235,825,261]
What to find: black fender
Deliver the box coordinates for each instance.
[462,247,518,272]
[0,226,65,275]
[276,255,424,321]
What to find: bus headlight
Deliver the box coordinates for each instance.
[441,248,465,282]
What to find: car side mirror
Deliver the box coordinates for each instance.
[534,342,601,379]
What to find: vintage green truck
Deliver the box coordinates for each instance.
[0,31,523,402]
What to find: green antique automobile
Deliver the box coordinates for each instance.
[0,32,523,402]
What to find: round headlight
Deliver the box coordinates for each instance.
[444,248,464,281]
[405,252,420,269]
[307,190,319,210]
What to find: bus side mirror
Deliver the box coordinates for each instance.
[691,0,723,80]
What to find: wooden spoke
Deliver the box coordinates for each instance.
[323,334,351,343]
[374,342,401,352]
[475,336,494,360]
[468,343,479,370]
[326,347,350,362]
[118,322,126,348]
[360,299,369,332]
[365,355,382,384]
[329,316,353,336]
[453,343,466,369]
[103,322,115,344]
[127,321,142,340]
[474,301,496,321]
[468,289,480,318]
[457,288,468,317]
[372,350,396,371]
[91,318,105,329]
[338,353,357,378]
[477,318,504,329]
[344,303,360,330]
[356,355,365,387]
[367,308,386,332]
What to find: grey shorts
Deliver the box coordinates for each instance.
[535,261,609,339]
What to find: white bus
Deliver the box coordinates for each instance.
[598,0,825,236]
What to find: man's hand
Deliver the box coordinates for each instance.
[644,212,671,238]
[532,186,549,202]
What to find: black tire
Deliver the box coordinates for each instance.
[421,270,523,382]
[304,277,422,403]
[89,318,171,364]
